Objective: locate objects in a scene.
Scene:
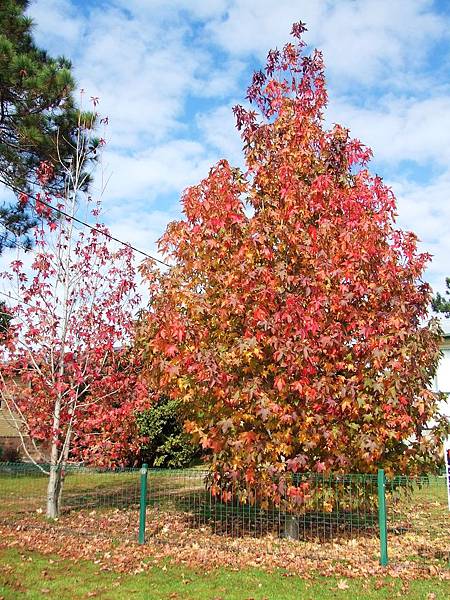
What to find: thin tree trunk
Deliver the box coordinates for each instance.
[46,181,75,519]
[46,395,62,519]
[56,425,73,512]
[46,459,62,518]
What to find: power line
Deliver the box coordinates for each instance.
[0,289,33,309]
[5,184,170,268]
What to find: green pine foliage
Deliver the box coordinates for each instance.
[0,0,97,252]
[0,301,12,337]
[432,278,450,318]
[136,397,200,468]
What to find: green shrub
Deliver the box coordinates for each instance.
[136,397,200,468]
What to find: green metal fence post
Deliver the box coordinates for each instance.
[138,463,148,544]
[377,468,388,566]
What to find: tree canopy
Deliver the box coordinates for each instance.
[0,0,97,251]
[0,124,146,518]
[137,25,448,503]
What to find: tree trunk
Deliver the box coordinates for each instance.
[47,390,62,518]
[46,461,62,518]
[283,514,299,539]
[55,427,72,513]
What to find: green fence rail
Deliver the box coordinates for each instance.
[0,462,448,567]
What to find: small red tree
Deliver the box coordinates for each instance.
[0,117,147,517]
[138,24,448,502]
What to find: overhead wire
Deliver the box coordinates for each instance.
[5,182,171,267]
[0,207,166,313]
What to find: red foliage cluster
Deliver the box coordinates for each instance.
[0,192,149,468]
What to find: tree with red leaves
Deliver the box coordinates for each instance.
[138,24,448,504]
[0,122,147,518]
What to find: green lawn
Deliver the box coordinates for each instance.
[0,470,141,514]
[0,468,208,515]
[0,548,449,600]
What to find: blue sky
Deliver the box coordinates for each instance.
[2,0,450,313]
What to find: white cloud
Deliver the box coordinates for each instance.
[106,207,180,264]
[115,0,229,21]
[390,170,450,293]
[196,103,243,165]
[316,0,446,88]
[206,0,449,88]
[327,95,450,167]
[99,139,217,205]
[191,59,246,99]
[29,0,238,152]
[73,11,204,147]
[206,0,323,60]
[28,0,83,52]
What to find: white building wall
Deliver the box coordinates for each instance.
[435,345,450,418]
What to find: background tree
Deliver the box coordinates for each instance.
[138,24,448,504]
[0,0,99,252]
[0,121,147,518]
[136,396,200,468]
[432,278,450,317]
[0,300,12,338]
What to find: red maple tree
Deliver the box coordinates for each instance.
[0,122,148,517]
[138,25,448,502]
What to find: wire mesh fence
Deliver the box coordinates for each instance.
[0,462,448,566]
[145,469,381,542]
[385,474,448,562]
[387,474,446,532]
[0,462,140,516]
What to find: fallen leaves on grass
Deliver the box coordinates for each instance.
[336,579,349,590]
[0,504,448,583]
